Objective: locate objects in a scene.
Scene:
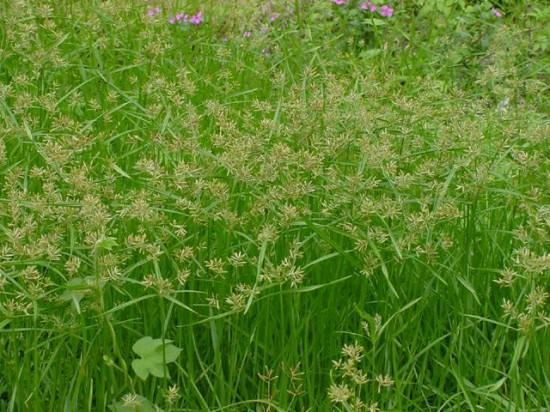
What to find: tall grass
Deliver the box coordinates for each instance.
[0,0,548,411]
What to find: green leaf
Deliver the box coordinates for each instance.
[418,0,436,17]
[60,276,106,314]
[131,337,182,380]
[360,49,382,61]
[110,162,131,178]
[362,18,386,26]
[59,277,92,314]
[109,395,163,412]
[95,236,118,251]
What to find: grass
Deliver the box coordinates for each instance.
[0,0,549,411]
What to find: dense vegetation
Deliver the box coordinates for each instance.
[0,0,548,410]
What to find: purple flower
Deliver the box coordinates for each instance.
[243,31,252,38]
[147,7,162,17]
[359,2,377,12]
[332,0,346,4]
[189,11,203,25]
[168,13,190,24]
[379,5,393,17]
[269,13,281,22]
[491,8,503,18]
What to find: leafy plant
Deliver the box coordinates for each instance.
[416,0,466,17]
[59,276,98,314]
[131,337,182,381]
[95,236,119,251]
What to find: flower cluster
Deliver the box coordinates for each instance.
[491,7,503,18]
[147,7,161,17]
[329,340,394,409]
[146,5,203,26]
[359,2,377,12]
[168,11,203,25]
[333,1,394,18]
[360,2,393,17]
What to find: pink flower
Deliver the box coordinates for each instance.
[168,13,189,24]
[379,5,393,17]
[491,8,503,18]
[189,11,203,25]
[147,7,162,17]
[332,0,346,4]
[269,13,281,22]
[359,2,377,12]
[243,31,252,37]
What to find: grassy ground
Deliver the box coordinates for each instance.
[0,0,549,411]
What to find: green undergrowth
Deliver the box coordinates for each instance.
[0,0,548,411]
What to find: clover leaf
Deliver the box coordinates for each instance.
[60,276,106,314]
[131,336,182,380]
[60,277,93,314]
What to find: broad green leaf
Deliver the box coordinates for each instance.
[60,277,91,314]
[362,18,386,26]
[60,276,105,314]
[95,236,119,251]
[109,395,163,412]
[131,336,182,380]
